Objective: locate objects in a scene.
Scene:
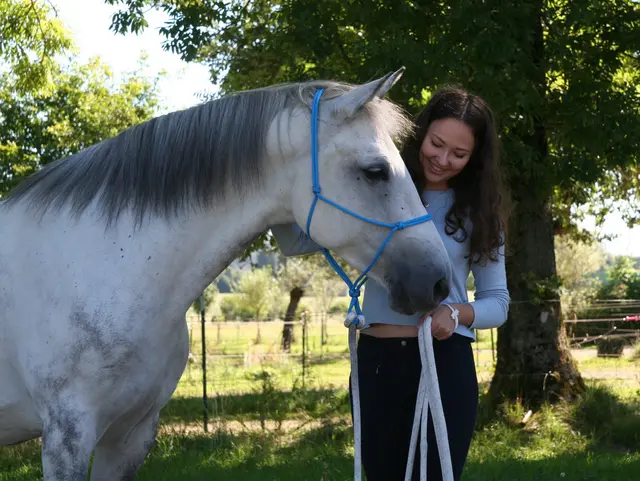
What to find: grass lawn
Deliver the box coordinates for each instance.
[2,295,639,480]
[2,382,639,480]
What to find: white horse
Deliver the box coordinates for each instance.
[0,69,451,480]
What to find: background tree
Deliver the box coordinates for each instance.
[0,0,72,91]
[277,256,315,352]
[276,252,352,350]
[234,267,281,344]
[597,257,640,301]
[554,235,606,317]
[1,0,161,196]
[106,0,640,407]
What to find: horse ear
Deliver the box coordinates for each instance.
[326,67,405,119]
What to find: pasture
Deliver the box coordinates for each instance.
[1,295,639,480]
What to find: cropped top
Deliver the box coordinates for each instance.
[270,189,510,341]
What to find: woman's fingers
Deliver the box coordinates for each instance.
[432,322,445,340]
[432,320,452,341]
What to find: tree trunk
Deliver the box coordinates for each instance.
[321,313,328,345]
[255,322,262,344]
[488,0,585,408]
[487,191,585,408]
[282,286,304,352]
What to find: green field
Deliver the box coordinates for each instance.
[2,381,638,480]
[2,296,639,480]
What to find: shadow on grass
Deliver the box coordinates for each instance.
[138,421,355,481]
[161,388,351,425]
[0,422,356,481]
[0,439,43,481]
[3,383,638,481]
[307,356,350,367]
[2,412,639,481]
[569,382,640,452]
[475,382,640,452]
[463,452,640,481]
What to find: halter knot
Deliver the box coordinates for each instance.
[344,311,367,329]
[349,287,361,298]
[312,186,321,194]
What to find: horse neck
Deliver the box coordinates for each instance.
[152,164,294,307]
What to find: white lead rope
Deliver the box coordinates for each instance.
[404,316,454,481]
[345,312,364,481]
[347,314,453,481]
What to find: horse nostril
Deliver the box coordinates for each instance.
[434,277,449,302]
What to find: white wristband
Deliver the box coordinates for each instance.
[442,303,459,330]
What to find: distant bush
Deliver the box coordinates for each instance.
[219,293,290,321]
[297,302,311,316]
[219,295,255,320]
[328,299,350,315]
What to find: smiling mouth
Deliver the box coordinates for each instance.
[428,160,445,175]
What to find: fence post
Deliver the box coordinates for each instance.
[200,294,209,433]
[302,311,308,389]
[490,328,495,364]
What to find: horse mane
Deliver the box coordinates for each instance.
[3,80,413,225]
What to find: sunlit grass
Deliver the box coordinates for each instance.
[2,293,639,480]
[2,382,639,481]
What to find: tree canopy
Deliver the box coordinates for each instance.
[0,0,161,196]
[105,0,640,233]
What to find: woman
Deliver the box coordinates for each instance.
[271,86,510,481]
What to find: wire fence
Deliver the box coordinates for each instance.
[174,300,640,430]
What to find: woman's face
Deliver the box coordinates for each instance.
[420,118,475,190]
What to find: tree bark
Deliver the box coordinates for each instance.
[488,0,585,408]
[488,190,585,407]
[282,286,304,352]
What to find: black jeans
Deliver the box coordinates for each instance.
[349,333,478,481]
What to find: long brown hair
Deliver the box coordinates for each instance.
[402,86,509,265]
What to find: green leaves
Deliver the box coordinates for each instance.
[106,0,636,258]
[0,58,160,195]
[0,1,161,196]
[104,0,640,232]
[0,0,73,92]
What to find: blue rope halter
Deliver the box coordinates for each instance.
[305,89,433,327]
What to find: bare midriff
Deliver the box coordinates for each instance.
[362,323,419,338]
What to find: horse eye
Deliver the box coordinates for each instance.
[361,166,389,182]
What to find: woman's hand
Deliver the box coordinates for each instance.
[420,305,458,341]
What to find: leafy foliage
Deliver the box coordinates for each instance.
[277,256,316,293]
[190,282,219,318]
[597,256,640,300]
[232,267,281,322]
[105,0,640,231]
[0,0,161,196]
[554,235,606,316]
[0,0,73,91]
